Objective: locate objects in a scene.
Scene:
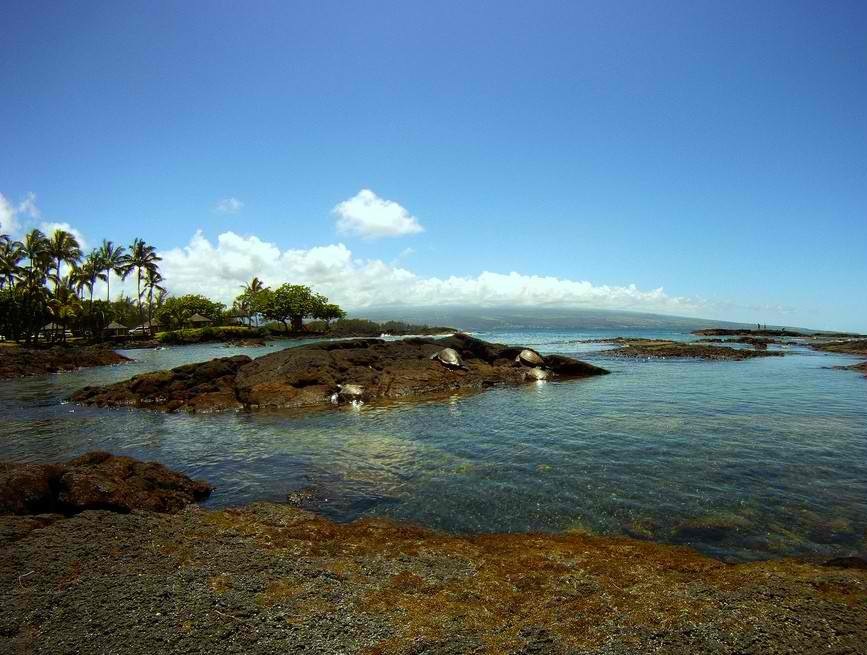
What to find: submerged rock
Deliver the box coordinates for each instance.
[0,452,212,515]
[0,345,131,380]
[70,334,609,414]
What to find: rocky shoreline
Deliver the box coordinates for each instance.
[0,345,131,380]
[1,497,865,654]
[69,334,609,414]
[2,454,865,653]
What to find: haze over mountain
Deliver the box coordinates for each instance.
[359,306,775,334]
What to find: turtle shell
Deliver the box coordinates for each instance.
[524,367,549,381]
[337,383,364,398]
[433,347,464,368]
[516,349,545,367]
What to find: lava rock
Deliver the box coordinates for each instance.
[0,452,212,516]
[70,334,609,414]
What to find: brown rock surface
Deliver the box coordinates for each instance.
[0,452,211,515]
[1,502,865,654]
[0,345,130,379]
[70,334,609,413]
[601,338,784,360]
[812,339,867,356]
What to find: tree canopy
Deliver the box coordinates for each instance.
[260,284,331,332]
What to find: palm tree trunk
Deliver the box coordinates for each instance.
[136,268,143,330]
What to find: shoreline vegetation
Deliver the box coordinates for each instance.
[2,453,866,654]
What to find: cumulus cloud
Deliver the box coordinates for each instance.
[18,192,41,219]
[159,230,702,314]
[0,194,18,234]
[1,191,41,235]
[40,221,89,250]
[215,197,244,214]
[333,189,424,239]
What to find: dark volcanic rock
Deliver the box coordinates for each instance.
[693,328,807,337]
[812,339,867,356]
[70,334,609,413]
[72,354,251,412]
[602,338,783,361]
[0,452,211,515]
[0,345,130,379]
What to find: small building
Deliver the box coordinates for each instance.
[129,319,161,337]
[104,321,129,338]
[187,313,213,328]
[42,322,66,340]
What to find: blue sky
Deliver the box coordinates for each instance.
[2,1,865,330]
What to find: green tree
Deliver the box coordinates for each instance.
[128,238,161,328]
[319,302,346,326]
[262,284,331,333]
[155,294,225,330]
[48,282,83,343]
[46,229,82,291]
[97,240,128,303]
[142,268,166,330]
[0,235,24,290]
[233,277,270,327]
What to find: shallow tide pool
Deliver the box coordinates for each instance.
[1,329,865,562]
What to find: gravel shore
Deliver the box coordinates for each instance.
[2,503,865,654]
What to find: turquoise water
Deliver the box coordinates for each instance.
[1,329,865,562]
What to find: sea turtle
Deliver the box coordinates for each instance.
[431,347,465,369]
[524,367,549,381]
[336,383,364,401]
[516,348,545,367]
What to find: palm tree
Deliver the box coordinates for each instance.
[243,276,266,295]
[0,235,24,289]
[16,230,51,343]
[128,238,161,328]
[21,229,50,286]
[49,280,83,343]
[97,240,128,303]
[241,276,267,326]
[142,267,166,332]
[46,229,82,291]
[73,251,107,339]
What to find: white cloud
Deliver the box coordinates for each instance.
[0,194,18,235]
[159,230,702,314]
[40,221,89,250]
[333,189,424,239]
[18,192,41,219]
[215,197,244,214]
[1,191,41,235]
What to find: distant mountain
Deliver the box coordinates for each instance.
[350,305,760,332]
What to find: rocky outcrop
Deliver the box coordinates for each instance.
[0,345,130,379]
[693,328,807,337]
[70,334,609,413]
[812,339,867,356]
[601,338,784,360]
[696,336,778,348]
[0,452,212,515]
